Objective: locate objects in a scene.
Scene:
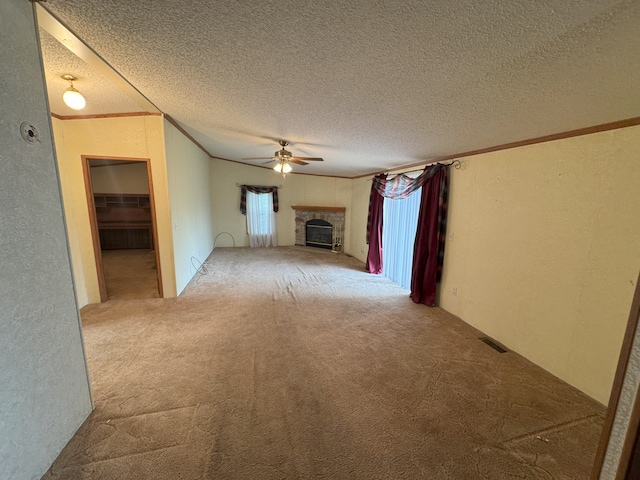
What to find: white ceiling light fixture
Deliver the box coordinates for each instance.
[273,160,293,177]
[243,140,324,178]
[61,74,86,110]
[272,142,294,178]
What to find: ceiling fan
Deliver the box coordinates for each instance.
[243,140,323,176]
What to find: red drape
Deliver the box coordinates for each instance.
[410,166,448,306]
[365,176,386,274]
[371,166,442,199]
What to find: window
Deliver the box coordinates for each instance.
[246,191,277,247]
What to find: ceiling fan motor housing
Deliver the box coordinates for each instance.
[275,149,292,159]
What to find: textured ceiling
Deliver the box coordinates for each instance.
[39,30,144,117]
[39,0,640,177]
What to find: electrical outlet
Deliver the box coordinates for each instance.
[451,287,458,296]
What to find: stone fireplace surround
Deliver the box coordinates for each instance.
[292,206,345,250]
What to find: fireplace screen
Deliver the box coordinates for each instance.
[306,219,333,250]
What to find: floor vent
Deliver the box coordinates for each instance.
[479,337,508,353]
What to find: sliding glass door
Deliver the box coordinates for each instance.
[382,187,422,290]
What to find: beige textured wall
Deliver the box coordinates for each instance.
[346,126,640,403]
[210,160,352,250]
[349,177,376,263]
[52,117,89,307]
[90,162,150,194]
[1,2,92,478]
[52,115,176,305]
[439,126,640,403]
[164,119,214,294]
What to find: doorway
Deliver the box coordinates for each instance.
[82,156,162,301]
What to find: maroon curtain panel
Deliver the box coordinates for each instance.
[410,166,448,306]
[365,176,386,274]
[371,166,442,199]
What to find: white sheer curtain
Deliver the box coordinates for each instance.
[382,187,422,289]
[246,190,277,247]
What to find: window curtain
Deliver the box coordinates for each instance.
[365,174,386,274]
[240,185,279,214]
[246,190,277,247]
[382,187,422,289]
[366,165,445,275]
[372,166,443,199]
[410,166,448,306]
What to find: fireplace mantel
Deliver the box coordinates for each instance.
[291,205,346,212]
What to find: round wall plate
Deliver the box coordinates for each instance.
[20,122,40,144]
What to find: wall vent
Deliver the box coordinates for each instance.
[479,337,508,353]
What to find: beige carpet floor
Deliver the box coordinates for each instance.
[44,247,605,479]
[101,249,160,300]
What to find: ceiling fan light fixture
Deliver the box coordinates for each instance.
[61,74,86,110]
[243,140,323,176]
[273,161,292,174]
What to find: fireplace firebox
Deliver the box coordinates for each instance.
[292,206,345,252]
[306,219,333,250]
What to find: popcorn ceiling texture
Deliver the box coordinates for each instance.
[39,30,143,116]
[41,0,640,176]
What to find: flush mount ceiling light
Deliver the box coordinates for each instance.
[61,74,86,110]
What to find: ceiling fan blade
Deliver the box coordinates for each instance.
[294,157,324,161]
[290,159,309,166]
[243,157,274,160]
[261,159,278,164]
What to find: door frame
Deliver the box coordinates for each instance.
[81,155,163,301]
[592,270,640,478]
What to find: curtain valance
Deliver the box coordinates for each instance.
[240,185,279,215]
[372,164,445,199]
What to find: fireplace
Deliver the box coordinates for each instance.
[292,205,346,253]
[306,219,333,250]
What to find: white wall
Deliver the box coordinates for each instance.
[90,162,150,194]
[164,119,214,294]
[210,159,352,250]
[0,2,92,478]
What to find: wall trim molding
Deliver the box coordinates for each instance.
[51,112,161,120]
[52,113,640,180]
[163,115,218,159]
[291,206,346,212]
[353,117,640,179]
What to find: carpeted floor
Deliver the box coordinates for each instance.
[101,249,160,300]
[44,246,605,479]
